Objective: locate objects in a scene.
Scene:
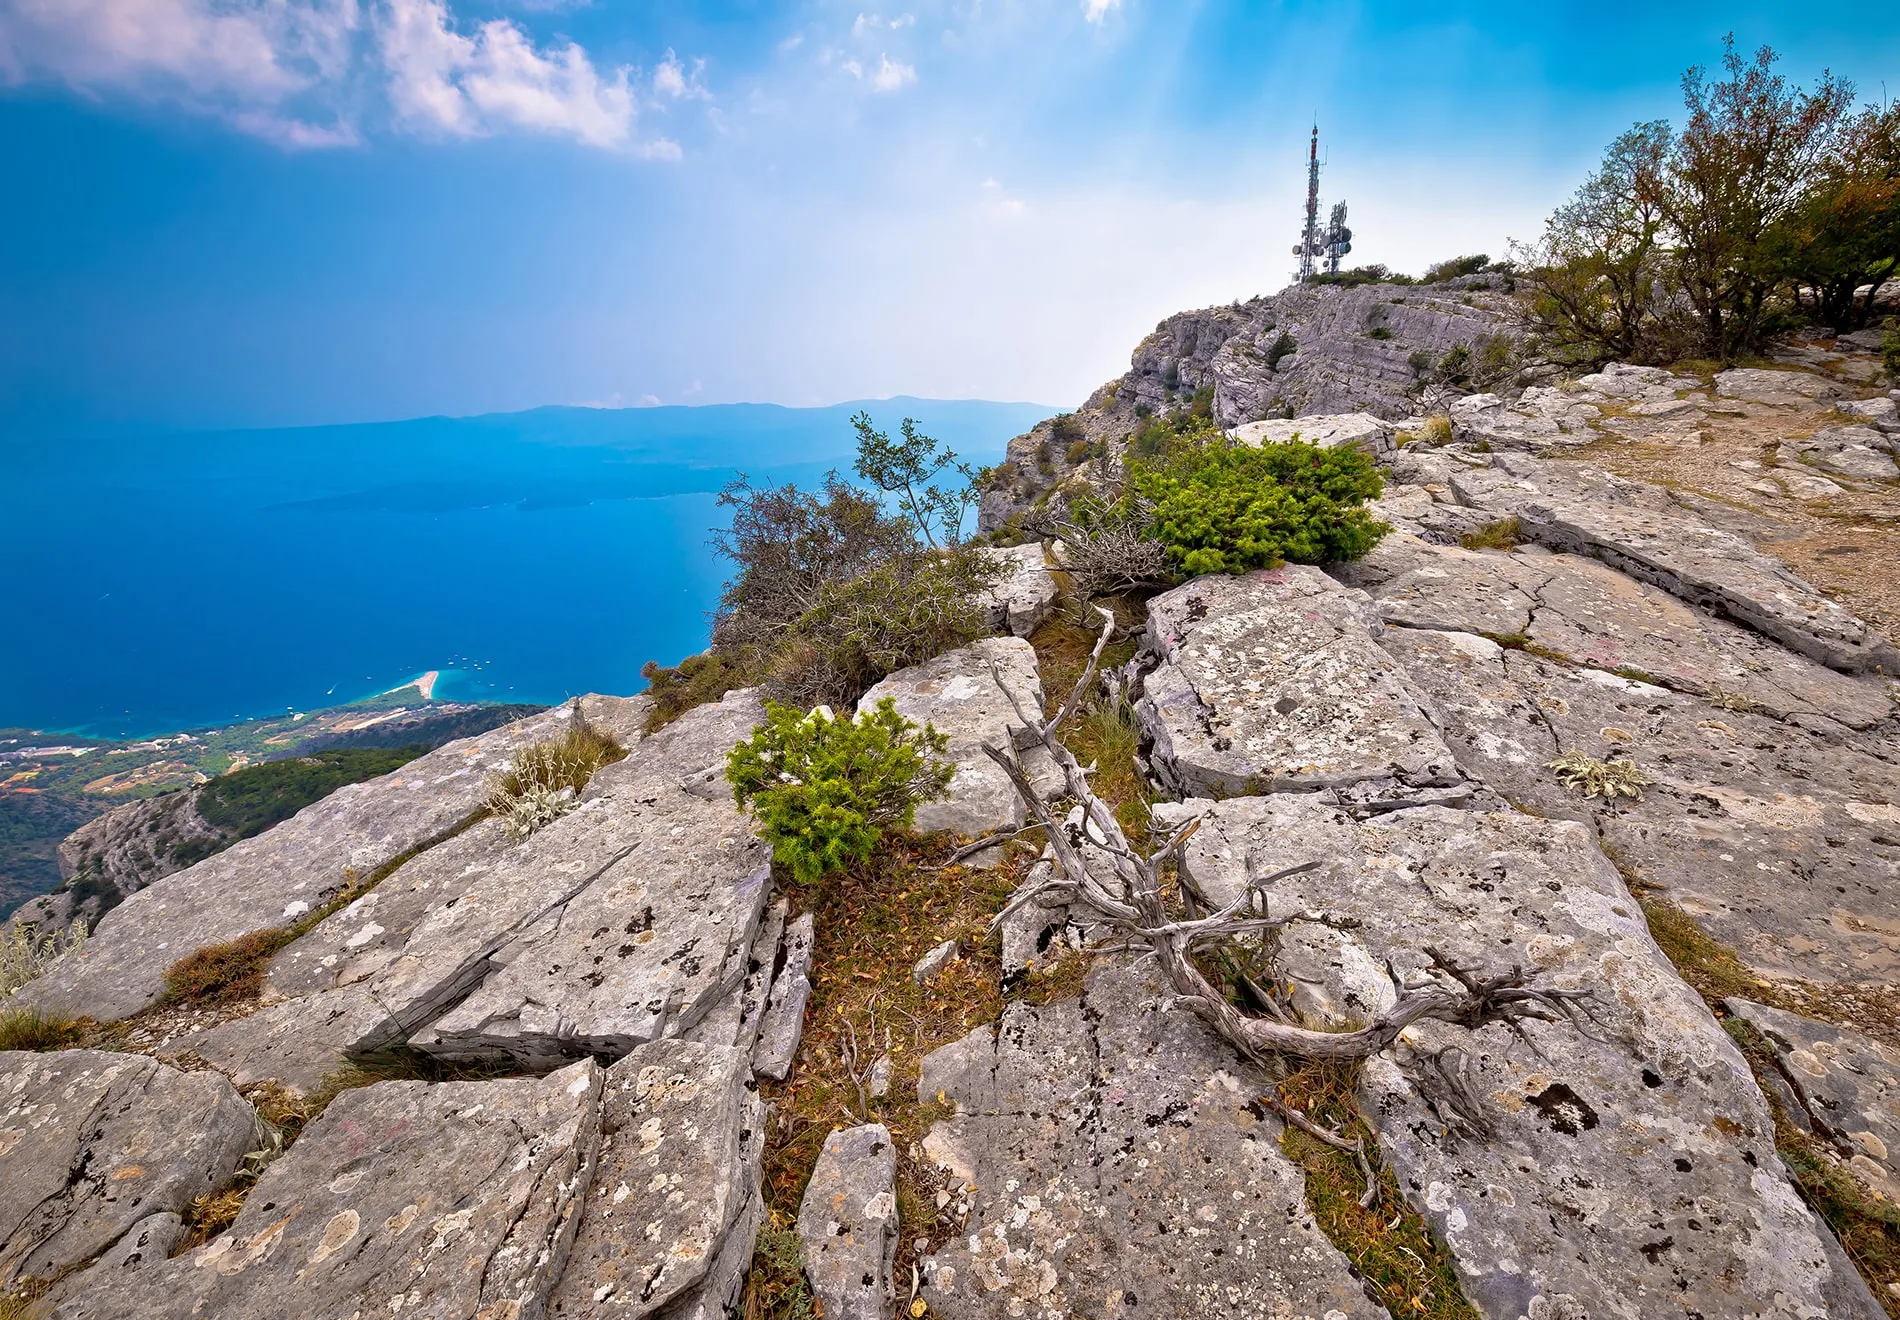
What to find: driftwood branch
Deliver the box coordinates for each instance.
[980,605,1599,1075]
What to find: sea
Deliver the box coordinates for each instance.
[0,398,1054,738]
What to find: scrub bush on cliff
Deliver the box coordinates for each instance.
[1128,434,1388,575]
[726,700,952,884]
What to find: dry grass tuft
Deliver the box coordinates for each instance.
[0,1009,88,1052]
[1458,517,1522,551]
[160,929,297,1007]
[486,710,627,839]
[0,922,87,996]
[749,836,1023,1317]
[1272,1060,1477,1320]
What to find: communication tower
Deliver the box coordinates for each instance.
[1290,127,1351,283]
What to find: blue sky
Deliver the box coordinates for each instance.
[3,1,1897,435]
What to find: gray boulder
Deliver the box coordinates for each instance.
[976,543,1058,638]
[1135,567,1463,797]
[13,696,650,1023]
[0,1050,259,1289]
[1787,425,1900,480]
[1842,396,1899,431]
[413,694,773,1069]
[916,960,1386,1320]
[855,637,1056,840]
[547,1040,763,1318]
[796,1124,898,1320]
[53,1060,604,1320]
[1169,795,1883,1320]
[1449,387,1603,451]
[1725,999,1900,1207]
[1716,367,1844,407]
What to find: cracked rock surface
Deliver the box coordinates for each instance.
[917,961,1387,1320]
[796,1124,898,1320]
[1136,566,1464,797]
[1167,795,1880,1320]
[977,543,1059,638]
[0,1050,260,1289]
[53,1060,605,1320]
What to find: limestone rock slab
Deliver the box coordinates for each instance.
[1378,626,1900,989]
[977,543,1058,639]
[1172,795,1882,1320]
[1716,367,1844,407]
[548,1040,762,1318]
[1449,388,1602,452]
[14,696,650,1023]
[1367,538,1892,727]
[52,1060,605,1320]
[1136,566,1463,797]
[796,1124,897,1320]
[752,913,813,1082]
[1727,998,1900,1206]
[1788,425,1900,480]
[1450,455,1900,673]
[0,1050,259,1288]
[855,637,1052,839]
[916,961,1386,1320]
[1228,410,1391,454]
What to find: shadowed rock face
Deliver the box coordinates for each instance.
[915,961,1388,1320]
[11,695,652,1024]
[0,1050,260,1289]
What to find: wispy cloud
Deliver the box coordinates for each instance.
[1083,0,1120,23]
[871,52,914,92]
[0,0,686,152]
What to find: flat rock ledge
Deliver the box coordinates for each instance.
[916,960,1386,1320]
[796,1124,898,1320]
[1135,566,1464,798]
[1164,795,1882,1320]
[11,695,652,1024]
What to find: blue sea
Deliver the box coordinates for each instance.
[1,399,1054,737]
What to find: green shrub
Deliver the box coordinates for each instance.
[1366,325,1395,340]
[196,747,423,840]
[641,651,760,732]
[485,711,626,839]
[1883,318,1900,382]
[1264,332,1298,371]
[726,699,953,884]
[1127,437,1388,576]
[771,551,993,708]
[1423,254,1491,282]
[1050,413,1086,443]
[1065,438,1098,466]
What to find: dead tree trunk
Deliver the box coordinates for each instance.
[981,605,1596,1067]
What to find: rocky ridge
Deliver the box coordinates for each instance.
[6,320,1900,1318]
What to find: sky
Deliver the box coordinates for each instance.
[2,1,1898,436]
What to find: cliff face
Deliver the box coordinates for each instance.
[979,275,1521,534]
[19,789,226,935]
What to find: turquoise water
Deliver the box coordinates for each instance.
[0,398,1052,736]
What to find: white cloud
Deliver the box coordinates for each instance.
[379,0,635,147]
[651,47,708,100]
[0,0,669,151]
[0,0,358,141]
[852,13,915,37]
[871,53,914,92]
[1083,0,1119,23]
[839,57,863,79]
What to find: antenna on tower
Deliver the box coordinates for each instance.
[1290,125,1350,285]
